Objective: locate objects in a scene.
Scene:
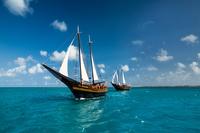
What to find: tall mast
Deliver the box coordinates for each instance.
[77,26,82,83]
[88,35,94,84]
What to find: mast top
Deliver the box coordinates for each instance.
[88,35,93,44]
[77,25,80,34]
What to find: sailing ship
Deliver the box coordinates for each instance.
[111,69,132,91]
[42,26,107,99]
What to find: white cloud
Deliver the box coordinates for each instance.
[140,51,145,55]
[136,74,140,78]
[0,56,34,77]
[100,68,105,74]
[181,34,198,44]
[50,51,65,62]
[0,56,45,78]
[40,50,47,57]
[147,66,158,71]
[142,21,155,29]
[197,53,200,59]
[15,57,26,66]
[8,65,26,74]
[4,0,33,17]
[97,64,105,69]
[51,20,67,32]
[50,46,78,62]
[0,65,26,77]
[156,70,191,86]
[155,49,173,62]
[190,62,200,74]
[14,56,33,66]
[28,64,44,74]
[176,62,186,75]
[131,57,138,61]
[121,65,129,72]
[155,63,191,86]
[132,40,144,46]
[43,76,51,80]
[177,62,186,69]
[97,64,105,74]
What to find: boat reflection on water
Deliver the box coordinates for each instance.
[75,100,104,131]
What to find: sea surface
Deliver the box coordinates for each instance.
[0,87,200,133]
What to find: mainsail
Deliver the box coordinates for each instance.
[80,50,89,82]
[91,53,99,81]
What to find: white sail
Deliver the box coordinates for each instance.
[91,54,99,81]
[59,36,76,77]
[112,70,119,83]
[122,71,126,84]
[112,71,116,83]
[116,71,119,84]
[59,44,72,77]
[80,50,89,82]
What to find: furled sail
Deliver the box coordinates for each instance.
[122,71,126,84]
[80,50,89,82]
[91,53,99,81]
[59,36,76,77]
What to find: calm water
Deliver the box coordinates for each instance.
[0,87,200,133]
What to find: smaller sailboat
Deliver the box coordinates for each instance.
[111,69,132,91]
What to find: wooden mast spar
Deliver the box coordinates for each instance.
[77,26,83,84]
[89,35,95,84]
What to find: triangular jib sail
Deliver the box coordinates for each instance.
[112,70,119,83]
[59,36,76,77]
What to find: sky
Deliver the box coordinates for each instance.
[1,0,200,87]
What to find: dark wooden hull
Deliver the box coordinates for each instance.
[72,89,106,99]
[42,64,107,99]
[111,83,132,91]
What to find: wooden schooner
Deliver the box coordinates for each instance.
[111,69,132,91]
[42,26,107,99]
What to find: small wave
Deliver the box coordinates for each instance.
[74,96,105,101]
[135,115,145,124]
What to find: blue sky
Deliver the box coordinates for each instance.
[1,0,200,86]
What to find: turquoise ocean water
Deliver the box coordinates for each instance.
[0,87,200,133]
